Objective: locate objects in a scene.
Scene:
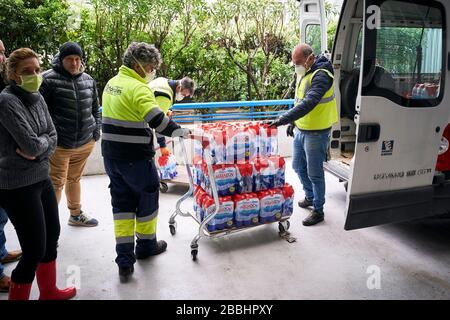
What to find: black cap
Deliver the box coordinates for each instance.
[59,42,83,61]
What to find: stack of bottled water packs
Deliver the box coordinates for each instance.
[192,121,294,232]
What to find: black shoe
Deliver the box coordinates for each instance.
[118,265,134,282]
[298,198,313,208]
[136,240,167,260]
[302,210,324,226]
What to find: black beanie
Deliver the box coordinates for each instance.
[59,42,83,61]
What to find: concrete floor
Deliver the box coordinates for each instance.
[1,160,450,300]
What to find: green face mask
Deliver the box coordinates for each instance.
[18,74,43,93]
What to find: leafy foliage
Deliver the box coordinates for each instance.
[0,0,339,102]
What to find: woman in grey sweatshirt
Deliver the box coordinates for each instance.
[0,48,76,300]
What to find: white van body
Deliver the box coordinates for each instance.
[297,0,450,230]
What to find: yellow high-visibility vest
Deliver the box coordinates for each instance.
[149,77,174,113]
[294,68,338,130]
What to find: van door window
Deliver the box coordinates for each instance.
[305,24,322,54]
[362,0,445,108]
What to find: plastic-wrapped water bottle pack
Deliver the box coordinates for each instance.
[191,121,294,232]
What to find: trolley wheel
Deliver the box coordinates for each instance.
[169,224,176,236]
[278,220,290,233]
[160,182,169,193]
[191,249,198,261]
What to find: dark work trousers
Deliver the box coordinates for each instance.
[0,178,60,284]
[103,158,160,268]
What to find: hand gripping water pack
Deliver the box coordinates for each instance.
[158,155,177,180]
[202,195,235,232]
[282,184,294,218]
[233,193,260,227]
[258,188,284,223]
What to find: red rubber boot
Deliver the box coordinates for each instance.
[8,281,32,300]
[36,260,76,300]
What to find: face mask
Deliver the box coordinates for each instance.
[175,92,184,101]
[295,54,313,77]
[18,74,43,93]
[295,65,306,77]
[133,56,155,83]
[141,67,155,83]
[147,69,156,82]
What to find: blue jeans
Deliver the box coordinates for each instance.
[292,128,330,212]
[0,207,8,278]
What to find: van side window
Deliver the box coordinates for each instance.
[363,0,445,108]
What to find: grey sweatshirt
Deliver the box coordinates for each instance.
[0,84,57,189]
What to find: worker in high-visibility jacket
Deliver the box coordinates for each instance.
[268,43,338,227]
[149,77,195,156]
[101,42,190,280]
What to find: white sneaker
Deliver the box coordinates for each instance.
[68,211,99,227]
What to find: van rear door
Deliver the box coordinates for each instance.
[298,0,328,54]
[344,0,449,230]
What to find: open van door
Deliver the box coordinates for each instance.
[298,0,328,54]
[344,0,448,230]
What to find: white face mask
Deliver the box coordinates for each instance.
[145,69,156,83]
[175,92,184,101]
[295,54,313,77]
[139,65,155,83]
[133,55,155,83]
[295,65,306,77]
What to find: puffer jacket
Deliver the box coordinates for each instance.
[40,54,100,148]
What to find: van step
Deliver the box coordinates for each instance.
[324,160,350,181]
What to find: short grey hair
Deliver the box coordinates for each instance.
[293,43,314,60]
[178,76,195,96]
[123,42,162,70]
[299,44,313,58]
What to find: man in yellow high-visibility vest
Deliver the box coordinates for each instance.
[269,43,338,226]
[101,42,190,281]
[149,76,195,156]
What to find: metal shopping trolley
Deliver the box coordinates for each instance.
[168,135,293,261]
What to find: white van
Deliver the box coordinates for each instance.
[298,0,449,230]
